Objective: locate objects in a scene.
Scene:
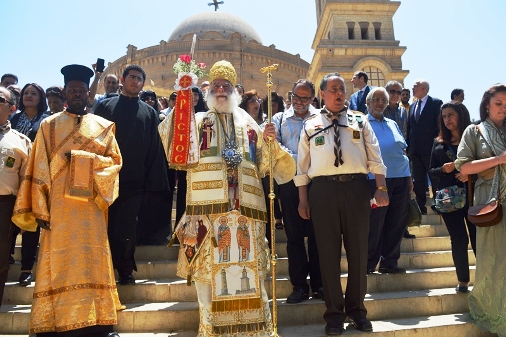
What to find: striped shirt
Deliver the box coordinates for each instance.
[272,105,318,163]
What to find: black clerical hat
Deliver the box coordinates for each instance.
[61,64,94,87]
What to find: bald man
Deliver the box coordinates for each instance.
[407,80,442,214]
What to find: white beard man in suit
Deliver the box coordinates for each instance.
[349,71,372,113]
[407,79,443,214]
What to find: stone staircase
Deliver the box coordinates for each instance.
[0,208,498,336]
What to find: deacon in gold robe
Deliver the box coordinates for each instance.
[12,65,123,337]
[159,60,295,337]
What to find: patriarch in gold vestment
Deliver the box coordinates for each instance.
[159,60,295,337]
[12,65,124,337]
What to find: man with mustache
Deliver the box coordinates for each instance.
[12,64,123,337]
[295,73,388,335]
[158,60,295,336]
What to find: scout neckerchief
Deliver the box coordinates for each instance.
[323,106,348,167]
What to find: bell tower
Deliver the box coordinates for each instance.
[309,0,408,97]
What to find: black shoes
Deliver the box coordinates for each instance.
[18,272,33,286]
[349,317,373,332]
[325,322,344,335]
[378,266,406,274]
[286,288,309,303]
[118,272,135,285]
[403,230,416,239]
[312,287,324,300]
[455,285,469,293]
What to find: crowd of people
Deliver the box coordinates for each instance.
[0,62,505,337]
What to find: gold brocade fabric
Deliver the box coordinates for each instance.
[11,111,123,334]
[175,211,272,337]
[161,107,281,336]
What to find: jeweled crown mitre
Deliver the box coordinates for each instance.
[209,60,237,86]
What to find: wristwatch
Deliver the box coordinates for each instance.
[377,185,388,192]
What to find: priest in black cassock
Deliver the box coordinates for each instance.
[95,64,169,285]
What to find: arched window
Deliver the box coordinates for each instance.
[361,66,385,87]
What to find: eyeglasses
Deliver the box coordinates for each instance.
[248,98,260,104]
[0,96,13,105]
[212,83,231,91]
[291,93,312,103]
[388,89,402,95]
[127,74,144,83]
[372,98,388,104]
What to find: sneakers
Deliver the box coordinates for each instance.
[286,288,309,303]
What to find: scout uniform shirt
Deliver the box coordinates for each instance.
[294,108,386,187]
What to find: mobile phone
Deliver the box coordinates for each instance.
[96,58,105,72]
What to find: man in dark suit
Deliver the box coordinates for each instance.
[349,71,372,113]
[407,79,443,213]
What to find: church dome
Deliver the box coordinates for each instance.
[169,12,263,44]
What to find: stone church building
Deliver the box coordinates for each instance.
[103,0,407,100]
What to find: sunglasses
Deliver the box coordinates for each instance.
[388,89,402,95]
[46,87,62,95]
[0,96,13,105]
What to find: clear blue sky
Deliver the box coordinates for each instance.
[1,0,504,120]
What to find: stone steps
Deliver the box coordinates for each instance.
[2,266,476,306]
[0,288,481,334]
[2,219,486,336]
[6,248,475,282]
[10,234,460,263]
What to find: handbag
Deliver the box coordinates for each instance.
[467,124,503,227]
[467,166,502,227]
[406,198,422,227]
[434,185,466,213]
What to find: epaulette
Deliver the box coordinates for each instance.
[347,110,364,128]
[302,114,320,139]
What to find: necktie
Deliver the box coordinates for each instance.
[357,90,363,104]
[415,100,422,122]
[332,119,343,167]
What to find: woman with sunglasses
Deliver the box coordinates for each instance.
[140,90,159,112]
[45,86,65,114]
[10,83,49,287]
[239,90,264,124]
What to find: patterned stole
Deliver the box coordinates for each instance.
[48,114,111,183]
[482,119,506,201]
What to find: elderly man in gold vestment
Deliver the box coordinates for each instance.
[12,64,123,337]
[159,60,295,337]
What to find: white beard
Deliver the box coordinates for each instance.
[206,91,241,113]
